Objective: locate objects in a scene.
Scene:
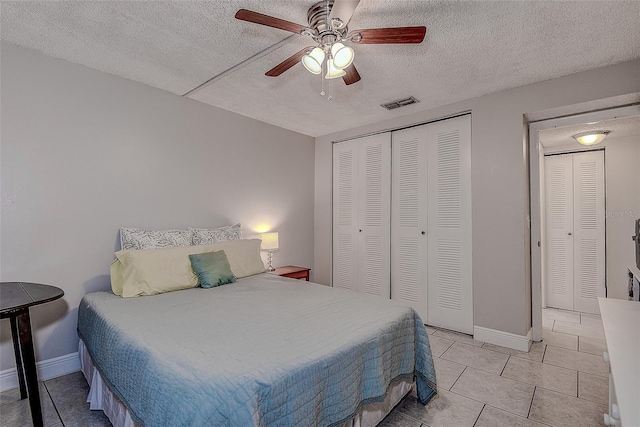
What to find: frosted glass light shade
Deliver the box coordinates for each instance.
[325,59,346,79]
[572,131,610,146]
[261,232,279,251]
[301,47,325,74]
[331,42,354,69]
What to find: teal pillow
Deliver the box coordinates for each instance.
[189,250,236,288]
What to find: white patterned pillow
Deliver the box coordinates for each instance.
[120,227,192,251]
[189,223,242,246]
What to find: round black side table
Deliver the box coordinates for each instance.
[0,282,64,427]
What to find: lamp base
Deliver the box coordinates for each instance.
[266,251,275,271]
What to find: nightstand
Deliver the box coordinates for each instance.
[267,266,311,281]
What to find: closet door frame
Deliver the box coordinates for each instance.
[332,113,473,334]
[530,105,640,341]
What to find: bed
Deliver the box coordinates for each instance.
[77,229,436,426]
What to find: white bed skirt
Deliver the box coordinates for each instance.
[79,340,411,427]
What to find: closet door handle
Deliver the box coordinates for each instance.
[421,231,426,235]
[568,232,572,236]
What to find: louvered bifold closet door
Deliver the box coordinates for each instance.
[391,127,428,318]
[572,151,605,314]
[333,140,359,292]
[357,134,391,298]
[426,115,473,334]
[544,155,574,311]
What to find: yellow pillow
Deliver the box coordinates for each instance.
[111,239,265,297]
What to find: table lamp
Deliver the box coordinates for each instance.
[261,232,279,271]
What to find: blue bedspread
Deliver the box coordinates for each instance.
[77,274,436,426]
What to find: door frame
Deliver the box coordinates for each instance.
[529,104,640,341]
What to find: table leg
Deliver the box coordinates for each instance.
[16,310,43,427]
[9,316,27,399]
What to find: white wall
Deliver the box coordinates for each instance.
[314,59,640,337]
[605,135,640,298]
[0,43,315,371]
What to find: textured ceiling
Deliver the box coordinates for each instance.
[2,1,640,137]
[540,115,640,148]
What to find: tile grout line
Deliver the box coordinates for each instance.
[43,380,64,426]
[526,386,536,420]
[471,404,486,427]
[448,366,467,391]
[499,355,510,376]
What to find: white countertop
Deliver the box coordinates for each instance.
[598,297,640,427]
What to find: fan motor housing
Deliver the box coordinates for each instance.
[307,0,347,40]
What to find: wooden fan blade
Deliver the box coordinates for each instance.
[265,47,313,77]
[342,64,361,85]
[351,26,426,44]
[329,0,361,27]
[235,9,307,34]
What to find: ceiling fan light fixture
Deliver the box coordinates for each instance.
[301,47,325,74]
[572,130,610,146]
[331,42,354,69]
[325,58,346,79]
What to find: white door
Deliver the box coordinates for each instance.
[391,115,473,334]
[426,116,473,334]
[391,126,429,318]
[572,151,605,314]
[358,134,391,298]
[544,155,575,310]
[333,140,359,292]
[333,135,391,297]
[544,151,605,314]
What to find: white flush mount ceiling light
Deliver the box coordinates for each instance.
[572,130,610,146]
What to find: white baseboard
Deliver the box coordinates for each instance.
[0,352,80,392]
[474,326,531,352]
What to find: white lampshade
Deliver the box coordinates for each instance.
[572,131,610,146]
[325,58,346,79]
[301,47,325,75]
[261,232,279,251]
[330,42,354,69]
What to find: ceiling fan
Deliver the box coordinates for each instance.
[235,0,426,86]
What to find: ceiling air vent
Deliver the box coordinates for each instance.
[381,96,419,111]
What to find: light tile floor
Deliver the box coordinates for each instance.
[0,308,608,427]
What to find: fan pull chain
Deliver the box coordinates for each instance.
[320,57,325,96]
[319,57,332,101]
